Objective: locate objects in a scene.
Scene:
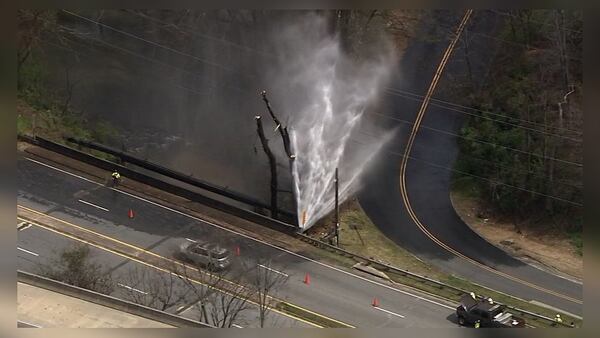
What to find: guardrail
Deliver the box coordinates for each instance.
[295,234,576,328]
[17,270,213,328]
[65,137,296,221]
[18,135,298,235]
[19,134,575,328]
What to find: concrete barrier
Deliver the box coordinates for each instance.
[17,270,213,328]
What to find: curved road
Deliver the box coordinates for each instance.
[358,10,583,317]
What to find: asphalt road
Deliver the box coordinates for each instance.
[358,11,583,317]
[17,153,460,328]
[17,221,305,328]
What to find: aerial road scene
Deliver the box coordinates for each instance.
[16,9,582,329]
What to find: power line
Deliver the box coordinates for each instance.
[52,24,246,95]
[54,20,583,169]
[50,27,584,188]
[463,27,582,62]
[356,128,582,190]
[385,87,582,135]
[431,15,582,62]
[365,110,583,168]
[55,12,582,168]
[348,137,583,207]
[124,10,277,60]
[45,39,215,98]
[488,9,583,35]
[384,88,583,141]
[61,10,245,75]
[124,8,583,138]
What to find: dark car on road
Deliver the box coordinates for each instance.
[456,294,526,328]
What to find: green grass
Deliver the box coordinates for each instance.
[17,114,32,135]
[450,175,481,199]
[569,231,582,257]
[275,302,352,328]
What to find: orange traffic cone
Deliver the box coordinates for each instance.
[128,209,135,219]
[303,273,311,285]
[234,246,240,256]
[372,297,380,307]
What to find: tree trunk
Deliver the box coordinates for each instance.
[255,115,278,219]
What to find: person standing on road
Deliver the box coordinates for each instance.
[111,170,121,186]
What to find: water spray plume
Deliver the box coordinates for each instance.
[283,16,396,231]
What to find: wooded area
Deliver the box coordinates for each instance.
[452,10,582,234]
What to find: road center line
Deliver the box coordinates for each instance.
[374,306,405,318]
[17,247,39,257]
[117,282,148,295]
[23,156,455,310]
[78,199,110,212]
[258,264,289,277]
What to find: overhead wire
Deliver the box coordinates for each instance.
[53,10,583,191]
[111,9,582,139]
[348,137,583,207]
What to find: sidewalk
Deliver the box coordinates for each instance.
[18,282,173,328]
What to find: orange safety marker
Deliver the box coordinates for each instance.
[303,273,311,285]
[372,297,380,307]
[128,209,135,219]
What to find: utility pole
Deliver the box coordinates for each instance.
[334,167,339,246]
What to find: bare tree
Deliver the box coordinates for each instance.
[244,258,289,328]
[17,10,55,88]
[37,243,113,294]
[177,262,254,328]
[118,265,191,311]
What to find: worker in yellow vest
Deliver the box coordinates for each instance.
[111,170,121,186]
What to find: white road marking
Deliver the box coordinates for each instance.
[18,223,33,231]
[258,264,289,277]
[17,247,39,257]
[176,305,186,312]
[23,156,457,310]
[78,199,110,212]
[185,238,196,242]
[18,320,41,328]
[374,306,405,318]
[529,300,583,320]
[117,283,148,295]
[231,324,243,328]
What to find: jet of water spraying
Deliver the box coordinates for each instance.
[288,30,396,230]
